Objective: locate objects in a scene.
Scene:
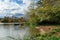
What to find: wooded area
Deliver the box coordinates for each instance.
[23,0,60,40]
[26,0,60,27]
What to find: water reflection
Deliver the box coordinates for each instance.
[0,24,29,40]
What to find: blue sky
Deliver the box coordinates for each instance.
[0,0,31,18]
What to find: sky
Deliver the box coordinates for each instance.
[0,0,31,18]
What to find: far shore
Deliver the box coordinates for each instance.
[0,23,21,24]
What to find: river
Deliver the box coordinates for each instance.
[0,24,30,40]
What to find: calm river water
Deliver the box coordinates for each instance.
[0,24,30,40]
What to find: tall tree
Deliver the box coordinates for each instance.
[26,0,60,26]
[36,0,60,23]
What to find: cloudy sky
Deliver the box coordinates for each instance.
[0,0,31,18]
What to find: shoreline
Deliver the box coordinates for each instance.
[0,23,21,24]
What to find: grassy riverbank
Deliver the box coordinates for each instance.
[24,0,60,39]
[23,25,60,40]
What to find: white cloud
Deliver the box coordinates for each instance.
[0,0,31,17]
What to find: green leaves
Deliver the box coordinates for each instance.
[26,0,60,27]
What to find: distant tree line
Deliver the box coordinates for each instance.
[0,17,26,23]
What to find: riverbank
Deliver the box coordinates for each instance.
[36,25,60,36]
[0,23,23,25]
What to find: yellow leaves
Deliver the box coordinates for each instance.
[43,7,48,11]
[29,17,32,22]
[27,0,60,25]
[39,0,60,12]
[29,16,37,23]
[29,9,35,15]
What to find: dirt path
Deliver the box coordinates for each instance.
[36,26,60,36]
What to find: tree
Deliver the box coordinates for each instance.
[26,0,60,26]
[36,0,60,23]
